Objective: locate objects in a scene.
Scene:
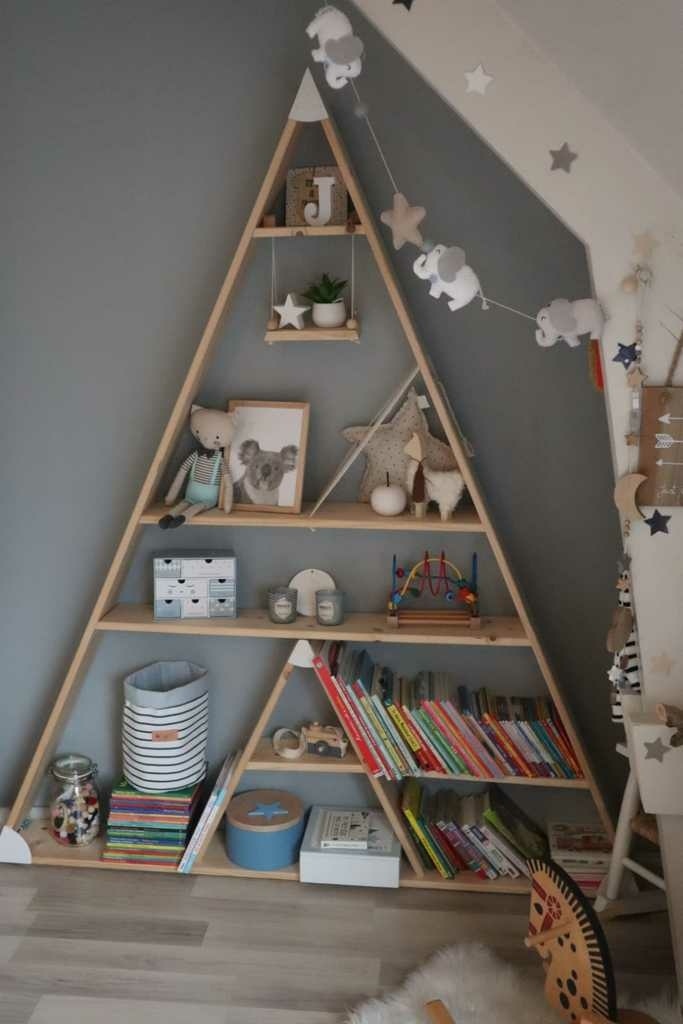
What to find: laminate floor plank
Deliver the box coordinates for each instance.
[0,863,674,1024]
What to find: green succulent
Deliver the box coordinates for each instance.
[303,273,347,304]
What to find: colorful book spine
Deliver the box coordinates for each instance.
[414,707,464,775]
[404,707,446,772]
[443,701,500,778]
[311,654,383,777]
[371,693,418,775]
[345,683,396,780]
[385,699,432,772]
[481,710,533,778]
[424,702,479,775]
[401,783,452,878]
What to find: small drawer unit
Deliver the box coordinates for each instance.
[153,550,237,620]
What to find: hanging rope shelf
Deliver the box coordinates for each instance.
[264,226,362,344]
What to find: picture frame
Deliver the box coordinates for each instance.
[227,400,310,514]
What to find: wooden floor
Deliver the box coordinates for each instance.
[0,863,675,1024]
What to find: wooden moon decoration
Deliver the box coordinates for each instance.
[613,473,647,522]
[526,859,617,1024]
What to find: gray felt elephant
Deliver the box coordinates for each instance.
[306,6,364,90]
[535,298,605,348]
[412,245,482,311]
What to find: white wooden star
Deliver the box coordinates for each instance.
[273,293,310,330]
[380,192,426,250]
[465,64,493,95]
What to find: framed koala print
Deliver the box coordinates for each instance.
[228,401,310,514]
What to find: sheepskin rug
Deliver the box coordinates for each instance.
[347,944,680,1024]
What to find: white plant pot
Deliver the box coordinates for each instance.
[312,300,346,328]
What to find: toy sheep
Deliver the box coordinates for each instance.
[404,432,464,521]
[158,404,237,529]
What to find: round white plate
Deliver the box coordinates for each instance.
[288,568,336,616]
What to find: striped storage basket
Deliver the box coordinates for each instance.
[122,661,209,793]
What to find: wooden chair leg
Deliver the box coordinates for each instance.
[425,999,456,1024]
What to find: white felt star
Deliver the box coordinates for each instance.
[273,293,310,330]
[465,64,493,95]
[380,192,426,250]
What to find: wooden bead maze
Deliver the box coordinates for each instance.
[387,551,480,629]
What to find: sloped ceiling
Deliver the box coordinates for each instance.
[496,0,683,198]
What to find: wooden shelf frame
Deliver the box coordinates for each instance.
[3,70,612,889]
[253,225,366,238]
[265,326,360,343]
[140,501,485,532]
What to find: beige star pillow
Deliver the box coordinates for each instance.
[342,388,457,500]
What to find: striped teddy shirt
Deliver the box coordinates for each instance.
[179,450,222,483]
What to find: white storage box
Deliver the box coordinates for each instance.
[299,806,401,888]
[152,550,237,619]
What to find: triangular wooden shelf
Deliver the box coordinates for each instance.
[1,68,612,884]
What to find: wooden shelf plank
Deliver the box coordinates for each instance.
[419,771,588,788]
[193,833,300,879]
[140,501,485,533]
[400,863,530,894]
[265,326,360,343]
[96,605,530,647]
[23,821,177,873]
[246,738,365,773]
[253,225,366,238]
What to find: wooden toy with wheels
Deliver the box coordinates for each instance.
[525,858,660,1024]
[387,550,480,629]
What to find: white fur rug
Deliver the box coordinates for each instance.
[347,944,680,1024]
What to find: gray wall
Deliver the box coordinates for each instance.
[2,1,623,819]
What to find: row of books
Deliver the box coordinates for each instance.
[401,779,548,880]
[101,777,202,866]
[548,821,612,896]
[177,750,239,873]
[312,642,582,782]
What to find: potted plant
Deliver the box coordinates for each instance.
[304,273,348,328]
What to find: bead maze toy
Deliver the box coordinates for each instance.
[387,551,480,629]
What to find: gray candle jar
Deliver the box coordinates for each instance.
[268,586,298,624]
[315,589,345,626]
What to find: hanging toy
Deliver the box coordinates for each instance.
[534,298,605,391]
[606,566,642,724]
[412,245,483,311]
[306,6,364,90]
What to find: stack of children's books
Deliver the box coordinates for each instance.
[548,821,612,895]
[101,778,203,867]
[401,779,548,880]
[312,642,582,783]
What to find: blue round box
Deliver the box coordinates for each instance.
[226,789,305,871]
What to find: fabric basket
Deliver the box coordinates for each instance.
[122,661,209,793]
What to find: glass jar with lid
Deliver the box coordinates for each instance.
[48,753,100,847]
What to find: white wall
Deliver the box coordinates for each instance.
[353,0,683,984]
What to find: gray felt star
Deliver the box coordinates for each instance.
[549,142,578,173]
[644,737,670,762]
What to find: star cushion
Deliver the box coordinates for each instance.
[342,388,457,500]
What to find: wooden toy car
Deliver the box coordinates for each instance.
[302,723,348,759]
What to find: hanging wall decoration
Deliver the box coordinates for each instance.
[306,6,364,90]
[534,298,604,349]
[643,508,671,535]
[392,0,415,9]
[380,192,425,250]
[464,64,494,95]
[605,566,641,724]
[549,142,578,173]
[412,245,483,311]
[637,313,683,507]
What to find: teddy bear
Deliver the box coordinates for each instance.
[158,404,237,529]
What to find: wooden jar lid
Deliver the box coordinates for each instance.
[227,789,304,833]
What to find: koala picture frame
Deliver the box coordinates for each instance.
[228,400,310,514]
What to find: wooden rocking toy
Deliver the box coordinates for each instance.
[525,859,660,1024]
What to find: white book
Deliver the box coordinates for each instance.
[177,750,239,873]
[320,809,370,849]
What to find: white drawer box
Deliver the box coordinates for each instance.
[181,597,209,618]
[154,578,209,600]
[181,556,236,579]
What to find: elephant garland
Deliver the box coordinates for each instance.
[306,6,364,90]
[412,245,483,311]
[535,298,605,348]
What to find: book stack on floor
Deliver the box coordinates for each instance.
[548,821,612,896]
[102,778,202,867]
[401,779,548,880]
[312,642,582,782]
